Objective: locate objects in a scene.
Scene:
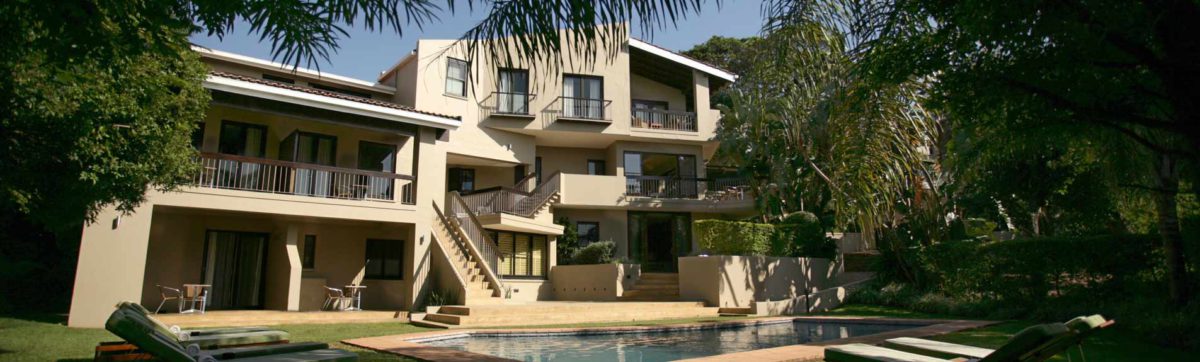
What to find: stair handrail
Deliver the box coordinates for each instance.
[446,192,506,297]
[514,172,538,192]
[516,171,561,218]
[428,202,470,305]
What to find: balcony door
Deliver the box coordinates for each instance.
[218,121,268,190]
[497,69,529,114]
[628,212,692,272]
[563,75,603,119]
[201,230,268,310]
[358,141,397,200]
[280,131,336,197]
[632,99,669,127]
[624,152,698,198]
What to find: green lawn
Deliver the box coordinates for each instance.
[820,304,1194,361]
[3,307,1191,361]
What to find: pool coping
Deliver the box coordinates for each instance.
[342,316,998,362]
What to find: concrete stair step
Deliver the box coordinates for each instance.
[424,313,464,325]
[628,284,679,291]
[410,318,456,329]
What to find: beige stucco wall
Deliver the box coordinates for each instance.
[536,147,611,176]
[677,255,843,309]
[549,263,640,301]
[499,279,554,301]
[630,74,687,112]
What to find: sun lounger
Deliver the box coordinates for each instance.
[825,323,1071,362]
[115,302,288,349]
[106,307,357,362]
[882,315,1112,360]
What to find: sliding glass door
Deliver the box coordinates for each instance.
[201,231,269,310]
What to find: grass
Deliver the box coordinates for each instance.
[820,304,1194,361]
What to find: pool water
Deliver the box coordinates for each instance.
[421,321,919,361]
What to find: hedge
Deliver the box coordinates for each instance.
[694,217,837,258]
[694,220,774,255]
[571,240,616,264]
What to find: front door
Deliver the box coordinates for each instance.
[201,231,269,310]
[628,212,692,272]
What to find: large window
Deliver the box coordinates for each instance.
[365,239,404,280]
[497,68,529,114]
[445,58,469,97]
[576,222,600,246]
[490,231,548,279]
[562,74,604,119]
[448,167,475,193]
[219,121,267,157]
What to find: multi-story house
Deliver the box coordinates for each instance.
[67,26,751,328]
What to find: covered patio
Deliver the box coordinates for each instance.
[139,206,415,315]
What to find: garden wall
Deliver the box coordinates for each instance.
[549,263,641,301]
[677,255,844,311]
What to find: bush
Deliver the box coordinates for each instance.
[694,220,774,255]
[571,240,616,264]
[556,217,580,264]
[773,211,837,258]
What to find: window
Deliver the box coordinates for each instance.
[448,168,475,193]
[514,164,527,185]
[283,131,336,166]
[562,75,604,119]
[358,141,397,172]
[364,239,403,279]
[262,74,295,84]
[445,58,469,97]
[490,231,548,278]
[576,222,600,246]
[191,122,206,150]
[219,121,267,157]
[497,68,529,114]
[632,100,670,128]
[587,160,606,175]
[301,235,317,269]
[310,83,372,99]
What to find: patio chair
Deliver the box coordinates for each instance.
[323,286,352,311]
[883,315,1113,361]
[824,323,1072,362]
[116,302,289,350]
[157,285,184,314]
[105,306,357,362]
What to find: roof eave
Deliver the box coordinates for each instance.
[203,75,460,130]
[628,38,737,82]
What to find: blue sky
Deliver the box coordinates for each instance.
[190,1,765,81]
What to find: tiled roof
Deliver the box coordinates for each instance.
[208,71,461,121]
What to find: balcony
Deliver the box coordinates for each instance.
[631,108,697,132]
[191,153,416,204]
[481,91,536,119]
[624,176,750,200]
[554,96,612,123]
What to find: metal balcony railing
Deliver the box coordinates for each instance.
[192,152,415,204]
[556,96,611,122]
[482,91,535,119]
[624,176,750,200]
[631,108,698,132]
[460,172,561,218]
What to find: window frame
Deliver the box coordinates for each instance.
[489,230,549,280]
[218,120,268,157]
[576,222,600,246]
[357,141,398,172]
[191,122,206,150]
[364,238,404,280]
[587,159,606,175]
[448,167,476,193]
[445,58,469,97]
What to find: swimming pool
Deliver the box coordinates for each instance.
[419,319,923,361]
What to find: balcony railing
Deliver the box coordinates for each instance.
[556,96,611,122]
[192,152,415,204]
[624,176,750,200]
[631,108,697,132]
[481,91,535,118]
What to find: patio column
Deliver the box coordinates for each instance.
[283,225,303,311]
[68,203,155,328]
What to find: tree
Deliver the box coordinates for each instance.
[860,0,1199,305]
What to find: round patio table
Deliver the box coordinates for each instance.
[343,285,366,311]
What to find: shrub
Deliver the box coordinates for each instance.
[773,211,837,258]
[571,240,616,264]
[556,217,580,264]
[694,220,774,255]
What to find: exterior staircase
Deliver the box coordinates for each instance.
[430,214,504,304]
[618,273,680,301]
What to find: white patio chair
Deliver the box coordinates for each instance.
[323,286,352,311]
[155,285,183,314]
